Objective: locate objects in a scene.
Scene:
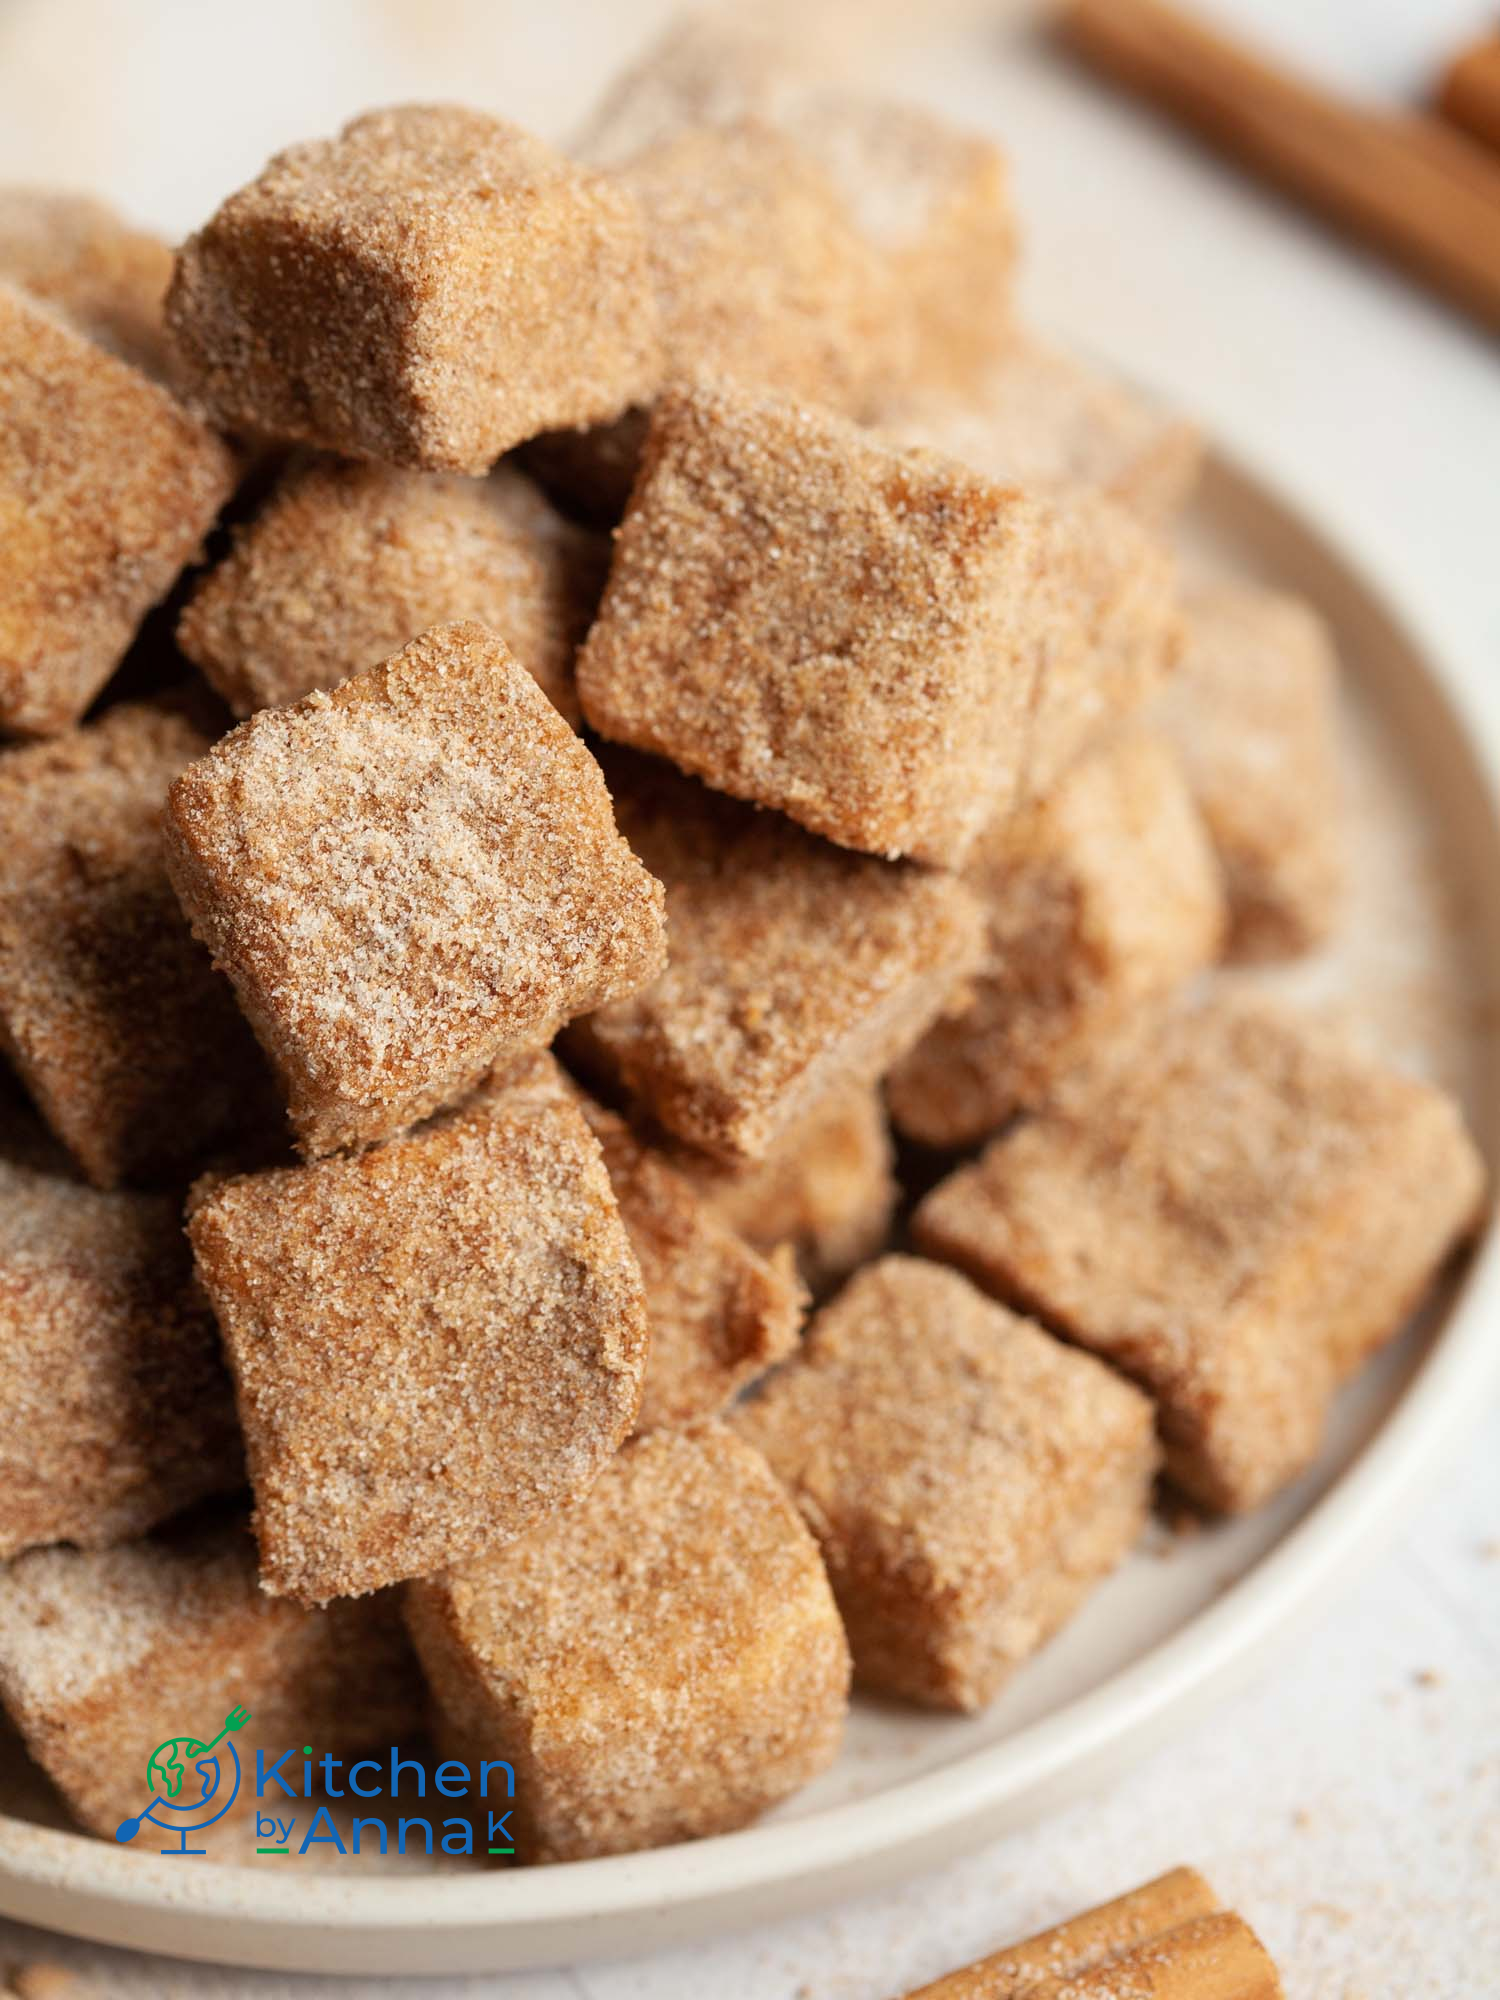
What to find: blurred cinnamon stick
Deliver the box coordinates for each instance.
[1437,36,1500,157]
[1057,0,1500,334]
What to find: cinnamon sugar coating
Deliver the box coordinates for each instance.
[0,1514,421,1837]
[888,732,1225,1149]
[188,1056,650,1604]
[166,106,662,473]
[669,1084,898,1293]
[914,998,1486,1511]
[1156,582,1344,961]
[0,703,273,1188]
[164,621,666,1158]
[0,1110,241,1560]
[0,188,173,380]
[576,378,1178,864]
[567,752,984,1161]
[736,1257,1157,1711]
[405,1422,850,1860]
[178,457,601,722]
[876,334,1203,528]
[0,285,238,738]
[572,1091,803,1431]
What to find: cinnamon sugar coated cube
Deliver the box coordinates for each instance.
[0,189,173,380]
[187,1056,650,1602]
[0,1109,240,1558]
[576,378,1177,863]
[671,1084,898,1293]
[0,703,271,1187]
[0,285,237,737]
[566,753,984,1160]
[1156,582,1343,960]
[736,1257,1156,1710]
[166,106,661,473]
[178,458,600,721]
[914,998,1486,1511]
[573,1092,803,1431]
[876,334,1202,527]
[0,1515,420,1837]
[164,620,666,1157]
[888,732,1225,1149]
[405,1422,850,1859]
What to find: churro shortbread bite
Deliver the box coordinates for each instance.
[736,1258,1156,1710]
[887,732,1225,1149]
[566,753,984,1160]
[671,1084,898,1293]
[166,106,661,473]
[164,620,667,1158]
[405,1422,850,1860]
[876,333,1202,527]
[572,1093,803,1431]
[0,189,173,379]
[187,1057,650,1603]
[915,999,1486,1511]
[1156,582,1344,960]
[0,1115,240,1559]
[178,458,600,721]
[0,285,237,738]
[576,378,1177,864]
[0,1516,421,1837]
[0,702,270,1187]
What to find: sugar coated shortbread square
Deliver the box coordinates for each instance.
[187,1056,650,1603]
[166,106,661,472]
[0,1108,240,1559]
[888,732,1225,1148]
[405,1421,849,1860]
[576,378,1177,864]
[1156,582,1344,960]
[566,752,984,1160]
[0,701,272,1187]
[0,188,174,380]
[736,1257,1157,1710]
[914,998,1486,1510]
[164,620,666,1158]
[178,457,601,722]
[0,284,237,737]
[0,1515,421,1838]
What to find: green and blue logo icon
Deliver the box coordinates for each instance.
[115,1704,251,1856]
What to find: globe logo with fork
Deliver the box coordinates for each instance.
[115,1704,251,1855]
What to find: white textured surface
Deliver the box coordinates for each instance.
[0,1,1497,1992]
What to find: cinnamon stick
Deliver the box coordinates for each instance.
[1436,37,1500,158]
[1057,0,1500,335]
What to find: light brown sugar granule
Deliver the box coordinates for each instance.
[0,702,273,1188]
[876,333,1203,529]
[576,378,1177,865]
[571,1091,803,1431]
[0,1514,422,1838]
[164,620,667,1159]
[405,1421,850,1861]
[0,284,238,738]
[0,1108,241,1560]
[914,996,1487,1511]
[165,105,662,473]
[0,188,173,380]
[888,732,1226,1150]
[735,1257,1157,1711]
[1155,582,1344,961]
[187,1056,649,1603]
[565,751,984,1161]
[177,456,602,722]
[669,1083,898,1293]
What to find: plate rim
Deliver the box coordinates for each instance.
[2,437,1497,1973]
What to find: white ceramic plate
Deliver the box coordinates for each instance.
[1,445,1497,1976]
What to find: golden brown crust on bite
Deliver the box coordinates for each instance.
[164,620,666,1158]
[404,1422,849,1861]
